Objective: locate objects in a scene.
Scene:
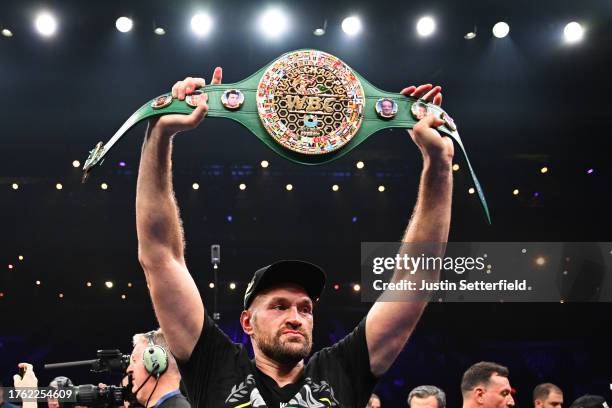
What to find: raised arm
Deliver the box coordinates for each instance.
[136,68,222,361]
[366,84,453,377]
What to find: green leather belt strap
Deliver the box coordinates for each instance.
[83,49,490,224]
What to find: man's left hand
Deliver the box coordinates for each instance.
[401,84,454,165]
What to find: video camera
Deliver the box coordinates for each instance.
[45,350,140,408]
[64,384,129,408]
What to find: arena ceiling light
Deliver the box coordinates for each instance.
[191,13,213,37]
[464,26,477,40]
[564,22,584,44]
[492,21,510,38]
[115,17,133,33]
[154,27,165,35]
[416,16,436,37]
[313,19,327,36]
[2,28,13,37]
[35,12,57,37]
[258,8,289,39]
[341,16,362,36]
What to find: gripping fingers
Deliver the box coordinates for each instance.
[211,67,223,85]
[433,92,442,106]
[411,84,433,99]
[172,77,206,100]
[400,86,417,96]
[178,93,209,129]
[422,86,442,102]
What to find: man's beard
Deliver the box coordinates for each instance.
[254,325,312,365]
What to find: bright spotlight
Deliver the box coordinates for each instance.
[239,183,246,191]
[513,189,519,196]
[12,183,19,190]
[535,256,547,266]
[353,284,361,292]
[154,27,166,35]
[342,16,362,36]
[464,31,476,40]
[313,28,325,36]
[356,161,365,169]
[286,184,293,191]
[332,184,339,192]
[115,17,133,33]
[2,29,13,37]
[468,187,475,194]
[416,16,436,37]
[260,160,269,168]
[191,13,213,37]
[229,282,236,290]
[192,182,200,190]
[378,185,385,193]
[35,12,57,37]
[55,183,63,190]
[72,160,80,168]
[564,22,584,44]
[105,281,114,289]
[452,164,460,171]
[259,8,289,38]
[492,22,510,38]
[100,182,108,190]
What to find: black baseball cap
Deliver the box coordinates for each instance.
[243,260,326,309]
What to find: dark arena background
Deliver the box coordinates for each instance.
[1,0,611,406]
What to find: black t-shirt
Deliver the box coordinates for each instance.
[177,312,377,407]
[155,391,191,408]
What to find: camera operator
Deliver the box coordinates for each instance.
[127,330,189,408]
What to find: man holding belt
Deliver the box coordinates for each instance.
[135,66,452,407]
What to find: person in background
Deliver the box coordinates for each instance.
[408,385,446,408]
[461,361,515,408]
[533,383,563,408]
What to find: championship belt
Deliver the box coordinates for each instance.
[83,49,490,224]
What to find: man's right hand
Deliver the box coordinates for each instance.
[150,67,223,137]
[137,69,224,362]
